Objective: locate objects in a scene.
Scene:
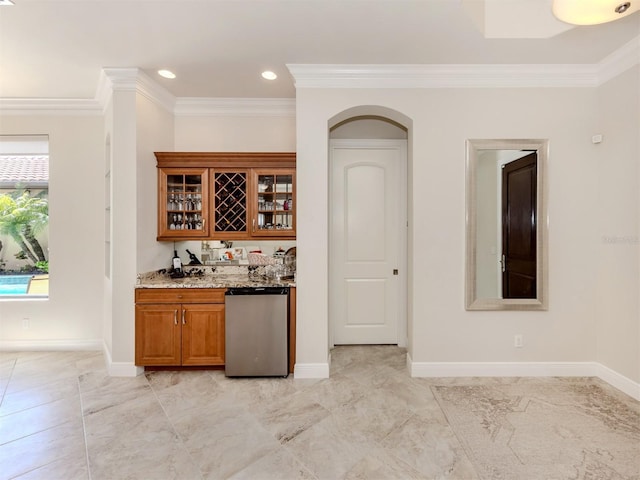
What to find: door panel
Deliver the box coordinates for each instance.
[346,165,387,262]
[502,152,537,298]
[330,140,405,345]
[135,304,181,366]
[346,279,387,325]
[182,304,225,365]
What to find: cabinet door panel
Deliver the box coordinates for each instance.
[135,304,181,365]
[252,169,296,238]
[182,304,225,365]
[158,168,209,240]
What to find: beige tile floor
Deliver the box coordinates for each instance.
[1,346,638,480]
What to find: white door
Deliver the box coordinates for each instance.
[330,139,406,345]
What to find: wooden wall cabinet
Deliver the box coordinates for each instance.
[253,169,295,236]
[155,152,295,241]
[135,289,225,366]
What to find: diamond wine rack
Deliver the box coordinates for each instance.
[214,172,247,232]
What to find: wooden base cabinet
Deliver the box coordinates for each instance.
[135,289,225,367]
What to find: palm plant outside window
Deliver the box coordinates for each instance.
[0,136,49,297]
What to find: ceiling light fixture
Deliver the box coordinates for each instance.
[157,69,176,79]
[552,0,639,25]
[261,71,277,80]
[0,0,15,5]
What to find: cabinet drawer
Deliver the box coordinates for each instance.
[135,288,226,304]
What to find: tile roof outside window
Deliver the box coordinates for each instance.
[0,155,49,188]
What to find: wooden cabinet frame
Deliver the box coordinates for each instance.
[155,152,296,241]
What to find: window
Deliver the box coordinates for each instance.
[0,135,49,298]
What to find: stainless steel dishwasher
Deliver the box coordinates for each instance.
[225,286,289,377]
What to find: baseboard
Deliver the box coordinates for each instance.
[0,339,103,351]
[294,362,330,379]
[594,363,640,401]
[409,360,597,378]
[102,342,144,377]
[408,358,640,401]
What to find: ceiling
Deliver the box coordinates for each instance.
[0,0,638,100]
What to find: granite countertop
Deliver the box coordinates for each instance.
[136,265,295,289]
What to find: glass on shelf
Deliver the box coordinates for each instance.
[168,212,203,231]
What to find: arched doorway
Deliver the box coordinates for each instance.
[328,107,412,350]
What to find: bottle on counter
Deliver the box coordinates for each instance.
[186,249,202,265]
[172,250,182,274]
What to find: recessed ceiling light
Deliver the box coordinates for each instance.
[158,69,176,79]
[261,71,277,80]
[0,0,15,5]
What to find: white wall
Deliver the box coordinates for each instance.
[295,87,604,372]
[104,88,175,370]
[595,65,640,383]
[107,90,139,365]
[0,115,104,347]
[103,102,114,356]
[136,94,175,273]
[175,116,296,152]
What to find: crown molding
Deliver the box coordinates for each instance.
[0,69,175,116]
[134,70,176,113]
[0,98,102,116]
[287,63,601,89]
[287,37,640,89]
[597,35,640,85]
[97,68,176,114]
[95,67,138,109]
[174,97,296,117]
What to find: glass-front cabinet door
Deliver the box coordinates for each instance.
[253,169,295,237]
[212,170,249,238]
[158,168,209,239]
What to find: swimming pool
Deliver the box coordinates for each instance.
[0,275,32,295]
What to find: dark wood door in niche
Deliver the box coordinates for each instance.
[502,152,537,298]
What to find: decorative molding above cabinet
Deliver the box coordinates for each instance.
[155,152,296,241]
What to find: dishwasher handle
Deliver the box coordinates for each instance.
[226,287,289,296]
